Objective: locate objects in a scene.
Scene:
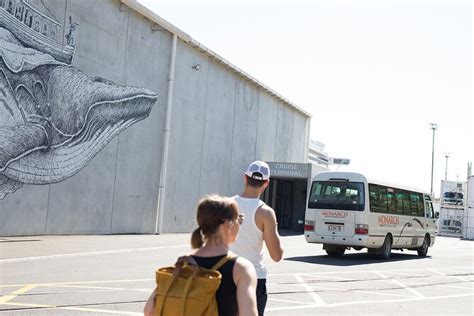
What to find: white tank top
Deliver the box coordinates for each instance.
[229,195,267,279]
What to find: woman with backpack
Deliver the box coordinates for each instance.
[144,194,258,316]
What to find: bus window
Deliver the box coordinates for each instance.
[380,189,388,213]
[308,181,365,211]
[369,184,387,213]
[369,184,380,212]
[410,192,419,216]
[417,194,424,216]
[402,191,411,216]
[395,191,405,215]
[387,188,397,214]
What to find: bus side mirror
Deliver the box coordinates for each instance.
[434,212,439,219]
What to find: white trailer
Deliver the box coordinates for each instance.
[440,180,465,205]
[463,176,474,240]
[438,205,464,237]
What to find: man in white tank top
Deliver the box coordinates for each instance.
[230,161,284,316]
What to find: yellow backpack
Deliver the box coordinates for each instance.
[154,255,233,316]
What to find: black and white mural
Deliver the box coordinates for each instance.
[0,0,158,199]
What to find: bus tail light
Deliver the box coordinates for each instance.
[304,220,315,231]
[355,224,368,235]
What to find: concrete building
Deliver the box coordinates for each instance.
[0,0,312,235]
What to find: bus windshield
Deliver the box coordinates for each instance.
[308,181,365,211]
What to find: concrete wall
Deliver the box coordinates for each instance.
[0,0,310,235]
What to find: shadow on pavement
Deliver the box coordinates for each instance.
[0,238,42,243]
[285,252,432,266]
[278,229,303,236]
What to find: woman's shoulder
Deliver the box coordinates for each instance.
[233,256,257,278]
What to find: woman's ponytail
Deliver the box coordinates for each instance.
[191,227,204,249]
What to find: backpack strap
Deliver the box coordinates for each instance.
[211,253,236,270]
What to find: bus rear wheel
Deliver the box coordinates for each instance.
[326,247,345,257]
[378,235,392,260]
[417,235,430,257]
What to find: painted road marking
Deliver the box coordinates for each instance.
[0,278,153,288]
[429,268,472,283]
[0,244,189,264]
[1,302,142,315]
[294,274,326,306]
[374,271,425,298]
[266,292,474,312]
[1,267,472,314]
[268,297,315,305]
[0,284,37,304]
[44,284,152,292]
[285,277,415,298]
[269,265,474,277]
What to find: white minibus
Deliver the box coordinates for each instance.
[304,171,437,259]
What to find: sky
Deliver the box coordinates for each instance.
[138,0,472,197]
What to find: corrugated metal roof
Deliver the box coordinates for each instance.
[121,0,312,118]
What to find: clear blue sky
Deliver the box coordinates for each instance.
[139,0,472,197]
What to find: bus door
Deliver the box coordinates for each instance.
[423,195,436,236]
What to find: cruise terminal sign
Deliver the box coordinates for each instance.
[267,162,309,179]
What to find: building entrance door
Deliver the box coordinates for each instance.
[263,179,293,229]
[276,180,293,228]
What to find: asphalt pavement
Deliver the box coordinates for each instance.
[1,233,473,315]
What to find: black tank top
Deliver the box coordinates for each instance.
[191,254,238,316]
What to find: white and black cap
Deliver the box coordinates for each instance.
[244,161,270,180]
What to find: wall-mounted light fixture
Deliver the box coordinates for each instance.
[192,64,201,71]
[151,24,163,33]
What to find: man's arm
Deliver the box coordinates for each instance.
[256,205,284,262]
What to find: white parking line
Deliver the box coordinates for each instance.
[294,274,326,306]
[390,279,425,297]
[1,302,142,315]
[429,268,471,282]
[267,293,474,312]
[0,245,189,264]
[296,283,415,298]
[429,269,447,276]
[374,271,424,298]
[438,284,474,291]
[268,297,314,305]
[311,275,352,280]
[268,265,474,277]
[383,271,430,277]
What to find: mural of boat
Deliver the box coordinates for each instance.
[0,0,74,64]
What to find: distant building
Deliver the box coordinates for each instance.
[308,139,329,166]
[308,139,350,168]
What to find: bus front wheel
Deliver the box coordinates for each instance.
[417,235,430,257]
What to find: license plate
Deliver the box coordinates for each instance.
[328,225,342,232]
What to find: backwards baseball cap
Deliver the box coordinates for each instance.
[244,161,270,181]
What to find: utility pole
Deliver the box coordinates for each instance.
[444,152,450,181]
[429,123,438,197]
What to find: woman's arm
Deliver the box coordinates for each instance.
[143,288,156,316]
[233,257,258,316]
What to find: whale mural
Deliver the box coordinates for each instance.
[0,1,158,199]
